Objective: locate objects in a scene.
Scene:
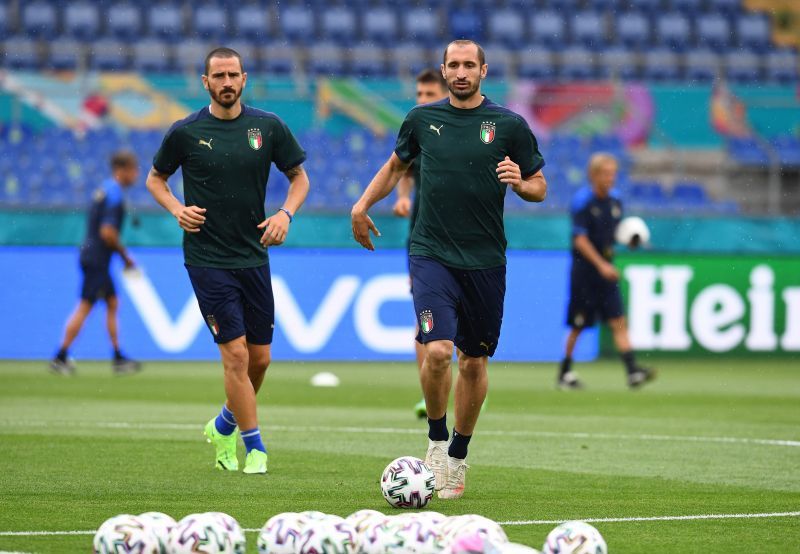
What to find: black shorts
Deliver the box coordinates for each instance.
[185,264,274,345]
[80,263,115,303]
[566,268,624,328]
[409,255,506,358]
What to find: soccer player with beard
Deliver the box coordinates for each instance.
[352,40,547,499]
[146,47,309,475]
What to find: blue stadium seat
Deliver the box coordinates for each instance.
[771,135,800,166]
[736,13,771,53]
[193,4,229,40]
[0,3,10,41]
[224,40,256,70]
[727,137,769,166]
[530,11,566,50]
[483,43,511,78]
[517,45,556,79]
[279,4,316,44]
[234,4,271,41]
[132,38,174,72]
[765,49,798,84]
[597,47,640,80]
[147,3,184,41]
[724,50,762,83]
[627,0,661,14]
[308,42,347,76]
[106,3,143,42]
[390,42,435,78]
[571,11,606,48]
[559,46,596,80]
[615,12,650,48]
[449,8,483,41]
[656,13,691,51]
[672,181,709,207]
[90,39,130,71]
[1,36,41,69]
[685,48,720,82]
[174,40,209,73]
[258,41,297,75]
[320,6,357,45]
[707,0,741,16]
[696,14,731,53]
[64,1,100,40]
[350,43,388,77]
[629,182,667,206]
[401,7,441,47]
[21,1,58,38]
[47,38,84,71]
[487,9,527,48]
[642,48,681,81]
[362,6,399,45]
[668,0,703,16]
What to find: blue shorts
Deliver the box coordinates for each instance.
[185,264,274,345]
[80,262,115,303]
[566,266,624,328]
[409,256,506,358]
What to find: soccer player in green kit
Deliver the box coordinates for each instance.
[146,48,309,475]
[352,40,547,499]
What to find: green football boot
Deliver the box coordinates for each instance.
[203,418,239,471]
[414,398,427,419]
[243,449,268,475]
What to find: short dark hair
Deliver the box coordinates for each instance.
[416,68,447,89]
[204,47,244,75]
[442,40,485,66]
[110,150,138,170]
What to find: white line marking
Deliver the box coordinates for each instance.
[5,421,800,448]
[2,511,799,536]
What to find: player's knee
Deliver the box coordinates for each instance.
[458,356,487,380]
[221,342,249,374]
[424,341,453,371]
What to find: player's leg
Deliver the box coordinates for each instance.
[413,327,428,419]
[51,299,93,375]
[246,342,271,394]
[104,293,140,374]
[603,281,656,388]
[559,273,596,389]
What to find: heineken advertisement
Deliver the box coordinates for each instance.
[615,254,800,355]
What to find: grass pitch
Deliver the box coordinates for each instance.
[0,358,798,553]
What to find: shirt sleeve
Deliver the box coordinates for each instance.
[152,128,182,176]
[571,202,589,236]
[272,119,306,172]
[394,110,420,163]
[100,187,124,229]
[511,117,545,179]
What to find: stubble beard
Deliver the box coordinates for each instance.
[448,79,480,101]
[210,87,241,109]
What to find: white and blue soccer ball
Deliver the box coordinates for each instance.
[542,521,607,554]
[167,512,244,554]
[615,216,650,247]
[138,511,176,553]
[439,515,508,549]
[380,456,436,509]
[297,517,358,554]
[258,512,310,554]
[93,514,160,554]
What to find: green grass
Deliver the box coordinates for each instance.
[1,358,799,553]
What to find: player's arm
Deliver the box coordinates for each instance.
[497,156,547,202]
[99,224,134,268]
[351,152,412,251]
[257,164,310,247]
[145,167,206,233]
[392,166,415,217]
[574,234,619,282]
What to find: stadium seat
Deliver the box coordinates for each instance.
[771,135,800,166]
[64,1,100,40]
[597,47,641,80]
[280,4,316,44]
[696,14,731,52]
[22,1,59,39]
[320,6,357,45]
[89,38,130,71]
[517,45,556,79]
[571,11,606,48]
[47,38,84,71]
[668,0,703,16]
[627,0,661,14]
[174,40,209,73]
[0,4,10,41]
[350,43,388,77]
[234,4,271,41]
[559,46,596,80]
[132,38,174,72]
[629,182,667,206]
[727,137,769,166]
[615,12,650,48]
[258,41,298,75]
[656,13,691,51]
[487,9,527,48]
[1,36,41,69]
[362,6,399,45]
[672,181,709,207]
[308,42,348,76]
[106,3,143,42]
[449,8,483,41]
[390,42,435,78]
[736,13,771,53]
[765,49,798,84]
[483,43,512,79]
[224,40,257,70]
[401,7,441,47]
[642,48,681,81]
[685,48,720,82]
[531,11,567,51]
[724,50,762,83]
[193,4,229,40]
[147,3,184,41]
[708,0,741,16]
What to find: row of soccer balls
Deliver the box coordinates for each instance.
[93,509,607,554]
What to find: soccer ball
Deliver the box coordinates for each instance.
[542,521,607,554]
[345,509,388,535]
[439,515,508,548]
[615,216,650,247]
[138,511,176,552]
[441,531,502,554]
[380,456,436,509]
[93,514,160,554]
[167,512,244,554]
[499,543,542,554]
[297,518,358,554]
[392,513,445,554]
[257,512,310,554]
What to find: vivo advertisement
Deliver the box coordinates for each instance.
[0,247,597,362]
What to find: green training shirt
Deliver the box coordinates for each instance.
[153,104,306,269]
[394,96,545,269]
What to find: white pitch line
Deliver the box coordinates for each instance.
[2,511,799,537]
[5,420,800,448]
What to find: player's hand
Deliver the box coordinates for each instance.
[496,156,521,190]
[351,208,381,251]
[257,210,291,247]
[123,256,136,270]
[174,205,206,233]
[392,197,411,218]
[599,261,619,282]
